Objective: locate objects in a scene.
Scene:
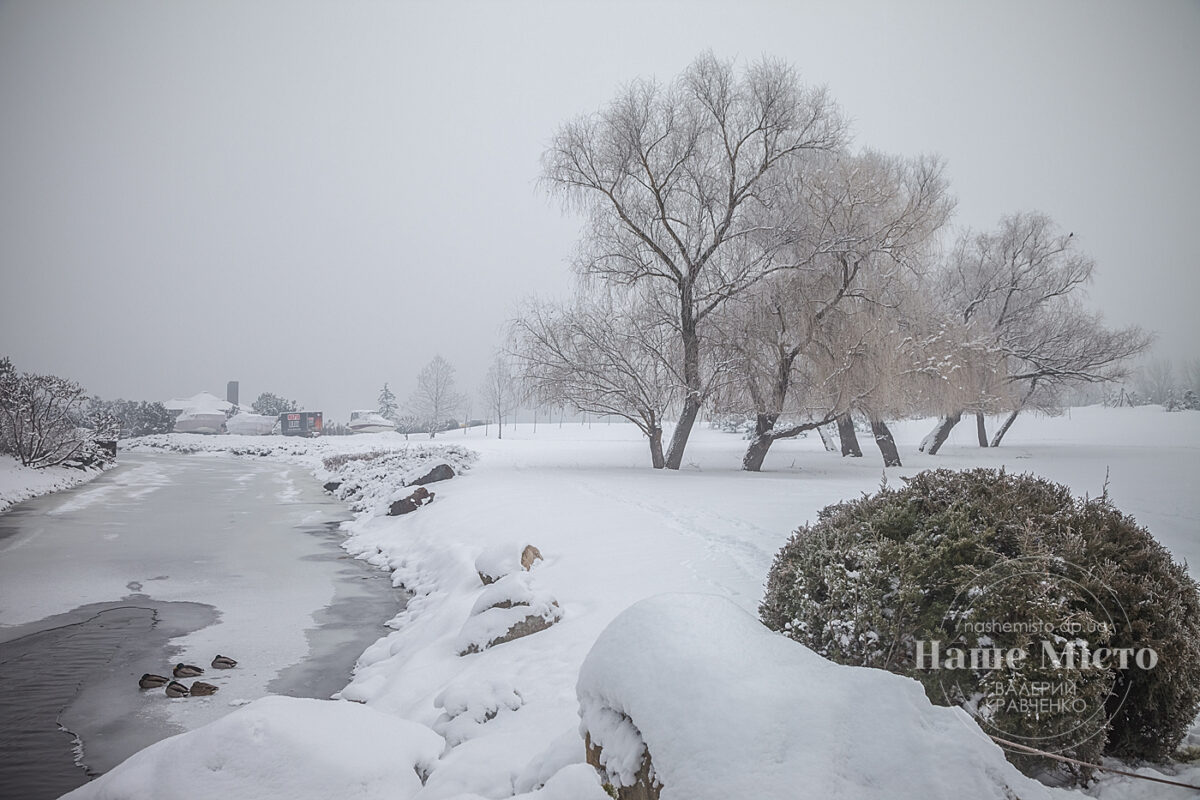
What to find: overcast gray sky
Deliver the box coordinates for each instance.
[2,0,1197,418]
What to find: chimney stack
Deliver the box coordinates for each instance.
[227,380,239,407]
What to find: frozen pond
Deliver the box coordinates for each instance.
[0,451,403,799]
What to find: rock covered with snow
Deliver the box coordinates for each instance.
[62,696,444,800]
[474,543,544,586]
[456,572,563,655]
[475,543,521,585]
[469,571,554,615]
[576,593,1071,800]
[454,603,562,656]
[404,459,456,486]
[388,485,435,515]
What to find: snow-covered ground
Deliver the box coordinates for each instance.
[62,406,1200,799]
[0,455,110,513]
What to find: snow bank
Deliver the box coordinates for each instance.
[62,696,444,800]
[126,434,477,516]
[577,593,1071,800]
[0,454,109,512]
[320,446,475,515]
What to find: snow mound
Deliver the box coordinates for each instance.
[440,764,611,800]
[576,593,1071,800]
[469,571,555,616]
[514,728,591,794]
[434,678,525,746]
[61,696,443,800]
[475,543,522,584]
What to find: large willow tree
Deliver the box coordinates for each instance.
[541,53,846,469]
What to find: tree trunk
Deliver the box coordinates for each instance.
[919,412,961,455]
[817,423,839,452]
[871,419,902,467]
[742,435,773,472]
[664,395,702,469]
[648,427,665,469]
[664,289,702,470]
[975,412,988,447]
[990,409,1020,447]
[741,413,778,472]
[836,413,862,457]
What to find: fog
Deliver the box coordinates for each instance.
[1,0,1196,419]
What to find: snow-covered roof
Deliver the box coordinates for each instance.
[163,392,234,415]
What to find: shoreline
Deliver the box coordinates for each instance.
[0,455,112,515]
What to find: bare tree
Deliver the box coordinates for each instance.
[542,53,847,469]
[920,213,1150,452]
[912,314,1011,454]
[408,355,463,438]
[0,364,94,468]
[1134,358,1178,406]
[1185,358,1200,397]
[479,355,517,439]
[712,149,952,471]
[805,288,928,468]
[990,303,1151,444]
[511,294,681,468]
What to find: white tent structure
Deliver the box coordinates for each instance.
[164,392,234,435]
[225,412,277,436]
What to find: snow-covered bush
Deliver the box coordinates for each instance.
[760,468,1200,778]
[0,361,113,469]
[85,397,175,438]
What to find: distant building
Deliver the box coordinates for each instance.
[280,411,323,437]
